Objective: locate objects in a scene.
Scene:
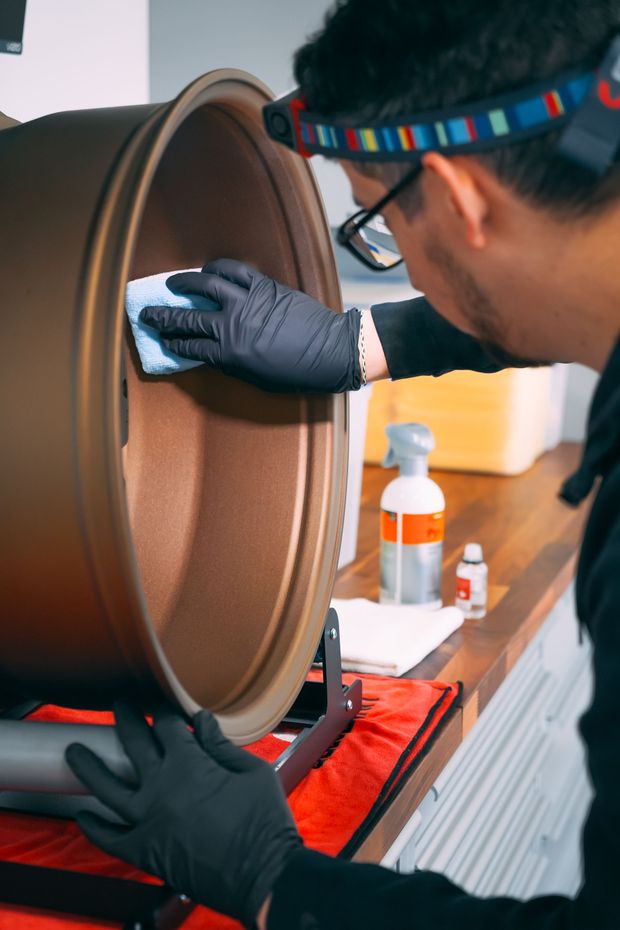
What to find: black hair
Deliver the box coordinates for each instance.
[293,0,620,217]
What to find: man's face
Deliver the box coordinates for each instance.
[339,159,557,364]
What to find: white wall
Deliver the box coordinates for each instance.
[149,0,355,225]
[0,0,149,122]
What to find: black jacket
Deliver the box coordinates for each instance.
[268,297,620,930]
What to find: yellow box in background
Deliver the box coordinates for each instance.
[364,367,553,475]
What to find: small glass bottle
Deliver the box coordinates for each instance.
[455,543,488,619]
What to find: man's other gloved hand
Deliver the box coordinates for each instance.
[65,702,301,928]
[140,258,362,393]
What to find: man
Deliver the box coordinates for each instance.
[66,0,620,927]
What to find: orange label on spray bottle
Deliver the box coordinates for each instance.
[381,510,445,545]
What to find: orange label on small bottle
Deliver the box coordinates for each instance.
[456,576,471,600]
[381,510,445,545]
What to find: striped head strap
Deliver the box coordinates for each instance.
[263,35,620,177]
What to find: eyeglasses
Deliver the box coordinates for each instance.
[336,164,422,272]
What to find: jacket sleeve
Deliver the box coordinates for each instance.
[370,296,524,378]
[267,479,620,930]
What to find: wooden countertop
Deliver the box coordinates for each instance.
[334,443,589,863]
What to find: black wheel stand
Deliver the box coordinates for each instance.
[0,608,361,928]
[275,607,362,793]
[0,862,193,930]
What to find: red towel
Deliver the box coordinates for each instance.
[0,675,460,930]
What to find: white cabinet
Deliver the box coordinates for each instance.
[385,585,593,900]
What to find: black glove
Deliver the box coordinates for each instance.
[65,702,301,928]
[140,258,362,393]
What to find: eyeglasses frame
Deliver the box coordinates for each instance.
[335,163,423,272]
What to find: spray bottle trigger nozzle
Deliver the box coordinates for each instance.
[382,445,397,469]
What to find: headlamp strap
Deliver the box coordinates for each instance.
[264,74,592,163]
[264,35,620,179]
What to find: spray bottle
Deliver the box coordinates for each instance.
[380,423,445,608]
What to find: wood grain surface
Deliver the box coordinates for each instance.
[334,443,590,862]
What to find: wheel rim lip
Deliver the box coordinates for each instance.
[76,70,348,742]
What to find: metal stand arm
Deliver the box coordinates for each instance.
[275,608,362,794]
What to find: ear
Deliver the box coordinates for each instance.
[422,152,489,249]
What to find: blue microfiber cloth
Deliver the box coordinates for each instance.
[125,268,220,375]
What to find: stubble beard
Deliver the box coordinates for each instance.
[423,236,550,368]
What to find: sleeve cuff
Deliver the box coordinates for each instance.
[370,297,508,380]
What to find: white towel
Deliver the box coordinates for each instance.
[331,598,464,677]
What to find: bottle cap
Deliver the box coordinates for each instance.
[383,422,435,468]
[463,542,483,563]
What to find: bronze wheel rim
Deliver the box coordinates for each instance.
[0,71,347,743]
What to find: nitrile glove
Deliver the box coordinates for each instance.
[65,702,301,928]
[140,258,362,393]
